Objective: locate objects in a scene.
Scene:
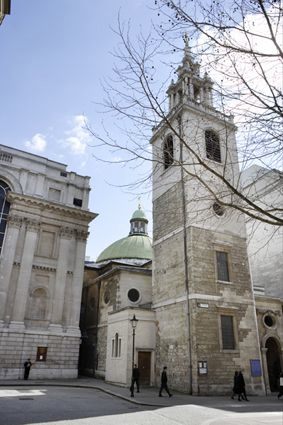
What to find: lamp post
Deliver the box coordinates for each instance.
[130,314,138,397]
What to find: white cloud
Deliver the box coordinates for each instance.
[25,133,47,152]
[65,114,91,155]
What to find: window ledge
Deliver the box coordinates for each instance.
[220,349,239,354]
[217,280,233,285]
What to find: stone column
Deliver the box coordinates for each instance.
[189,81,194,100]
[199,87,204,104]
[0,215,23,324]
[67,230,88,335]
[11,219,39,328]
[183,77,188,96]
[261,347,270,394]
[49,227,73,331]
[208,87,213,106]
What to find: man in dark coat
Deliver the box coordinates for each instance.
[131,364,140,394]
[24,359,32,380]
[237,371,249,401]
[159,366,172,397]
[231,371,239,399]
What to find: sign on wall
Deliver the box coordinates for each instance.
[250,359,262,377]
[198,361,208,375]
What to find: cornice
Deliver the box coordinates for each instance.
[32,264,57,273]
[7,192,97,222]
[13,262,57,272]
[150,100,236,143]
[12,262,74,274]
[91,264,152,284]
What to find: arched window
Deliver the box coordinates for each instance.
[163,135,174,169]
[0,180,11,254]
[205,130,221,163]
[130,220,145,234]
[28,288,48,320]
[112,332,122,358]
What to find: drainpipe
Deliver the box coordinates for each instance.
[93,280,101,377]
[248,256,267,395]
[178,114,193,394]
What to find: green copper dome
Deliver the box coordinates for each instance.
[96,206,152,263]
[131,208,148,222]
[96,234,152,263]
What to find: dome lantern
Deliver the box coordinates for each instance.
[129,203,148,236]
[96,204,152,263]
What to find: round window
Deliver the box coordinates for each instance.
[264,314,275,328]
[213,202,225,216]
[128,288,140,303]
[104,289,110,304]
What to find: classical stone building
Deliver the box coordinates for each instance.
[80,206,155,385]
[0,144,96,379]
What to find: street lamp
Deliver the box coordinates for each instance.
[130,314,138,397]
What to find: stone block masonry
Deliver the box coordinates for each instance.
[153,223,265,395]
[0,329,80,379]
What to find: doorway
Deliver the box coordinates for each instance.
[266,337,281,392]
[138,351,151,385]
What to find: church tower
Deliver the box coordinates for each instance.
[151,37,264,395]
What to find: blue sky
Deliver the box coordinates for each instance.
[0,0,156,260]
[2,2,279,260]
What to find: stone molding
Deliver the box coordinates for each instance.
[76,230,89,241]
[8,216,40,232]
[59,227,88,241]
[32,264,56,273]
[7,192,97,223]
[59,226,75,239]
[261,332,282,347]
[26,219,40,232]
[7,215,23,229]
[13,262,57,273]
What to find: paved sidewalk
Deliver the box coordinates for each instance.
[0,376,280,409]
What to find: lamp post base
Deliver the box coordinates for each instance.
[130,382,134,397]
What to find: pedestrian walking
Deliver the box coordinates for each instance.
[130,364,140,394]
[231,371,239,399]
[159,366,172,397]
[237,371,249,401]
[24,358,32,380]
[277,372,283,399]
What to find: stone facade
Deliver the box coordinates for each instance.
[79,43,282,396]
[255,296,283,393]
[81,260,155,385]
[151,43,265,395]
[241,165,283,299]
[0,144,96,379]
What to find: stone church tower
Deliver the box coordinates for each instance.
[151,38,265,395]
